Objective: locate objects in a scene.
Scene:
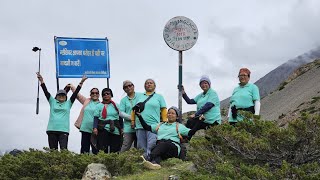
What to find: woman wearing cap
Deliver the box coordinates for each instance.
[136,106,198,170]
[182,75,221,131]
[119,80,142,152]
[132,79,167,161]
[68,84,100,154]
[228,68,260,125]
[92,88,124,153]
[36,72,87,150]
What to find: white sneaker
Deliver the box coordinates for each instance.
[143,160,161,170]
[140,155,147,162]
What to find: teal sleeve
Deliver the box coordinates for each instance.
[119,99,126,112]
[194,93,200,103]
[252,85,260,101]
[179,124,191,136]
[49,96,54,106]
[159,95,167,108]
[230,88,236,104]
[150,124,158,133]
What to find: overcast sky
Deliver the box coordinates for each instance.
[1,0,320,153]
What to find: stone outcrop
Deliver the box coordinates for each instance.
[82,163,111,180]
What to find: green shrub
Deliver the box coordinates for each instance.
[0,148,143,179]
[188,113,320,179]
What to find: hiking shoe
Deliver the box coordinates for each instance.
[143,160,161,170]
[140,155,147,162]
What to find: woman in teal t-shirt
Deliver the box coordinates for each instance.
[136,106,198,170]
[228,68,261,124]
[93,88,123,153]
[36,72,87,150]
[70,85,100,154]
[133,79,167,161]
[182,75,221,131]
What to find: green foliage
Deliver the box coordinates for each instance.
[0,148,143,179]
[221,108,227,116]
[311,96,320,104]
[278,81,288,91]
[3,114,320,179]
[188,113,320,179]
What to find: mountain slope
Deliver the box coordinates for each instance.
[221,47,320,109]
[260,59,320,122]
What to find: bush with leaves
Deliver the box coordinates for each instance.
[188,112,320,179]
[0,148,143,179]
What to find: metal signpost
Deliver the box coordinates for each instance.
[163,16,198,121]
[54,37,110,90]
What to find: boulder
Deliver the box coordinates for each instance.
[82,163,111,180]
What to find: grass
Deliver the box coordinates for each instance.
[311,96,320,104]
[119,159,199,180]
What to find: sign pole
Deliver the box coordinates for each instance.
[178,51,183,122]
[56,77,60,91]
[163,16,198,121]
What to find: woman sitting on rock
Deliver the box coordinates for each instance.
[136,106,199,170]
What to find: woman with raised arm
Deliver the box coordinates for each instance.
[36,72,87,150]
[182,75,221,131]
[68,84,100,154]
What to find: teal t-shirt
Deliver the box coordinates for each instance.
[229,83,260,122]
[151,122,190,155]
[47,96,73,133]
[135,92,166,129]
[194,88,221,124]
[94,102,121,135]
[80,100,100,133]
[120,92,143,133]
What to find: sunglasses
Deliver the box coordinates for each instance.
[238,74,248,77]
[90,92,99,95]
[103,92,111,96]
[124,84,133,89]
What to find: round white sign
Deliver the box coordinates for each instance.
[163,16,198,51]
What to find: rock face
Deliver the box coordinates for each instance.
[260,59,320,122]
[82,163,111,180]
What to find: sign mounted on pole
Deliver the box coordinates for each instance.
[163,16,198,51]
[54,37,110,78]
[163,16,198,122]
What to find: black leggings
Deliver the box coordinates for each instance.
[47,131,69,150]
[81,131,98,154]
[97,129,122,153]
[150,140,179,164]
[186,118,218,131]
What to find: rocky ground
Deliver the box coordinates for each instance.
[260,60,320,123]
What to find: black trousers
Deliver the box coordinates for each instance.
[97,129,122,153]
[47,131,69,150]
[229,122,237,126]
[186,118,219,131]
[81,131,98,154]
[150,140,179,164]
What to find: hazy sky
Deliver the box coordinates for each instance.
[1,0,320,153]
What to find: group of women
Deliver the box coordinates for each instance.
[36,67,260,170]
